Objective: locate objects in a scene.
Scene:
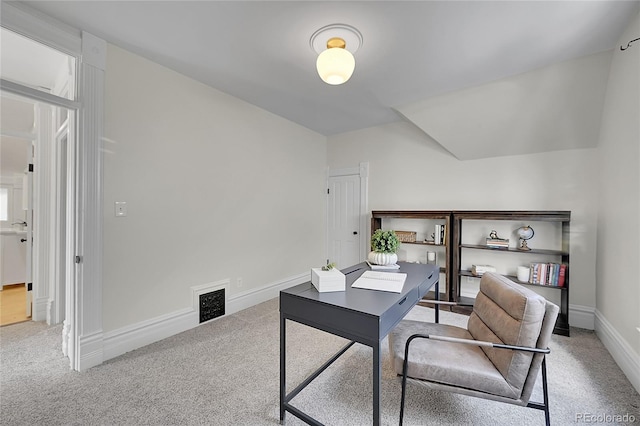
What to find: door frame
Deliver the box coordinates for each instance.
[1,2,105,371]
[326,162,369,265]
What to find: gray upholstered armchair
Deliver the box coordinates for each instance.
[389,272,560,425]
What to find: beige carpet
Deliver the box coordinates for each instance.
[1,298,638,425]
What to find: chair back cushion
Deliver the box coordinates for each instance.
[520,300,559,402]
[467,273,547,396]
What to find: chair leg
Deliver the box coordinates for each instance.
[541,357,550,426]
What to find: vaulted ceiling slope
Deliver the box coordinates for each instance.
[396,50,614,160]
[20,1,640,157]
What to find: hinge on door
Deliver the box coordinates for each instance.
[75,255,82,264]
[327,188,330,194]
[27,283,32,291]
[28,164,34,172]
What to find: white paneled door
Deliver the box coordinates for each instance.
[327,174,361,269]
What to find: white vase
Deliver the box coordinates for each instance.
[367,251,398,266]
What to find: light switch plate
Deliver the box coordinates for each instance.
[115,201,127,217]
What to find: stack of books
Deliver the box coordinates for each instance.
[471,264,497,276]
[486,237,509,249]
[434,224,446,245]
[528,263,567,287]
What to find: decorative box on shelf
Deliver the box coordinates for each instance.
[395,231,417,243]
[311,268,346,292]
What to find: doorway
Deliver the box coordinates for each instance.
[2,2,106,371]
[0,26,75,346]
[0,94,73,327]
[0,102,32,325]
[326,163,369,269]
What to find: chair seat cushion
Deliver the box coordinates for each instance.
[389,319,519,399]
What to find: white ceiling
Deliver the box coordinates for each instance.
[19,1,638,139]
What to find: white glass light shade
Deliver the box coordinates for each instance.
[316,47,355,85]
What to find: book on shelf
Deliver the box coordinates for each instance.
[527,263,567,287]
[486,237,509,248]
[434,224,446,245]
[471,264,496,276]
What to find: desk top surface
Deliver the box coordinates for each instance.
[280,262,438,318]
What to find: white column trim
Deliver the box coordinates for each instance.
[75,32,105,371]
[32,103,52,322]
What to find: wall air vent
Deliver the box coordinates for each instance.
[199,289,225,323]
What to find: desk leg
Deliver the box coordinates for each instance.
[435,280,440,324]
[280,314,286,424]
[373,342,381,426]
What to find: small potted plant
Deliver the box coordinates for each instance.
[368,229,400,266]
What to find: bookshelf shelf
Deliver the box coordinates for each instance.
[459,244,569,256]
[458,270,568,291]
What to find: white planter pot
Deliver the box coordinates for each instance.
[367,251,398,266]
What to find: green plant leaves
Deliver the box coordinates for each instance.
[371,229,399,253]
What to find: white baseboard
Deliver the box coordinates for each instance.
[594,310,640,394]
[227,272,307,315]
[102,307,197,363]
[78,331,105,371]
[569,304,595,330]
[32,295,48,322]
[100,273,307,365]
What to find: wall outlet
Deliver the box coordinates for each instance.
[237,277,243,288]
[114,201,127,217]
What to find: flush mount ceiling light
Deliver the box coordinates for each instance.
[310,24,363,85]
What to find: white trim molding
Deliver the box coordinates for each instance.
[0,2,80,56]
[569,303,595,330]
[77,330,104,372]
[227,272,307,314]
[74,30,106,372]
[595,309,640,394]
[102,307,195,363]
[101,273,306,364]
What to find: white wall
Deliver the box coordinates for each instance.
[327,121,598,313]
[596,12,640,360]
[103,45,326,332]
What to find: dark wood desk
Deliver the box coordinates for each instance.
[279,262,439,425]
